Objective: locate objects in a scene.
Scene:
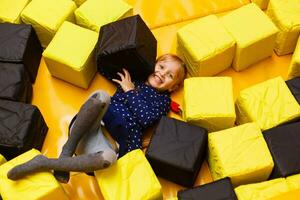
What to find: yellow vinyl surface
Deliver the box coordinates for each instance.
[30,0,300,199]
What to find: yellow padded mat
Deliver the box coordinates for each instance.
[27,0,300,199]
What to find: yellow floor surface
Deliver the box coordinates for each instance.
[30,0,300,199]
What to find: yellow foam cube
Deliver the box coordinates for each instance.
[177,15,235,77]
[236,76,300,131]
[235,178,290,200]
[251,0,270,9]
[0,149,69,200]
[21,0,77,48]
[75,0,132,32]
[95,149,162,200]
[208,123,274,187]
[0,154,6,165]
[220,3,278,71]
[288,37,300,79]
[267,0,300,55]
[0,0,30,24]
[43,22,98,89]
[183,77,236,132]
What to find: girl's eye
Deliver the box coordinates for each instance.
[168,74,174,79]
[160,64,164,69]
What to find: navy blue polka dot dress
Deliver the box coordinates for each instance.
[103,81,170,157]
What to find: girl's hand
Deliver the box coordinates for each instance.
[112,69,135,92]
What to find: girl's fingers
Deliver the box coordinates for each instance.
[123,68,131,81]
[117,72,125,80]
[112,79,121,84]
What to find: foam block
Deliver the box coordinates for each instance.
[95,149,162,200]
[96,15,157,82]
[43,22,98,89]
[177,178,237,200]
[0,63,32,103]
[0,99,48,160]
[21,0,76,48]
[235,76,300,131]
[235,178,290,200]
[0,0,30,23]
[208,123,274,187]
[287,37,300,79]
[177,15,235,77]
[146,116,207,187]
[220,3,278,71]
[0,23,42,83]
[183,77,236,132]
[0,149,69,200]
[263,122,300,178]
[75,0,132,32]
[267,0,300,55]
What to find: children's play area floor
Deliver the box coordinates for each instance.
[28,0,300,199]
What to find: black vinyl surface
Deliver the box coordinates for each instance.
[286,77,300,105]
[263,121,300,179]
[0,23,42,83]
[146,116,207,187]
[0,62,32,103]
[96,15,157,82]
[177,177,237,200]
[0,99,48,160]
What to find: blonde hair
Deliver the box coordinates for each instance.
[156,54,186,85]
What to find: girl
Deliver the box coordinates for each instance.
[7,54,186,182]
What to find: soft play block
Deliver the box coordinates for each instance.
[263,122,300,179]
[95,149,162,200]
[0,63,32,103]
[0,149,69,200]
[235,76,300,131]
[145,116,207,187]
[220,3,278,71]
[75,0,132,32]
[43,22,98,89]
[0,99,48,160]
[0,0,30,24]
[21,0,77,48]
[251,0,270,9]
[183,77,236,132]
[287,37,300,79]
[267,0,300,55]
[96,15,157,82]
[0,23,42,83]
[177,15,235,77]
[177,178,237,200]
[286,77,300,105]
[235,178,290,200]
[208,123,274,187]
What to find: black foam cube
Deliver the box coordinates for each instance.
[0,99,48,160]
[0,62,32,103]
[0,23,42,83]
[96,15,157,81]
[286,77,300,105]
[177,178,237,200]
[263,122,300,179]
[146,116,207,187]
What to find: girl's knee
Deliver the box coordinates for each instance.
[100,149,117,168]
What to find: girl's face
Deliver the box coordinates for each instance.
[147,60,182,92]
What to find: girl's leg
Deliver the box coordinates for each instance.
[7,150,117,181]
[55,91,112,182]
[59,91,111,158]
